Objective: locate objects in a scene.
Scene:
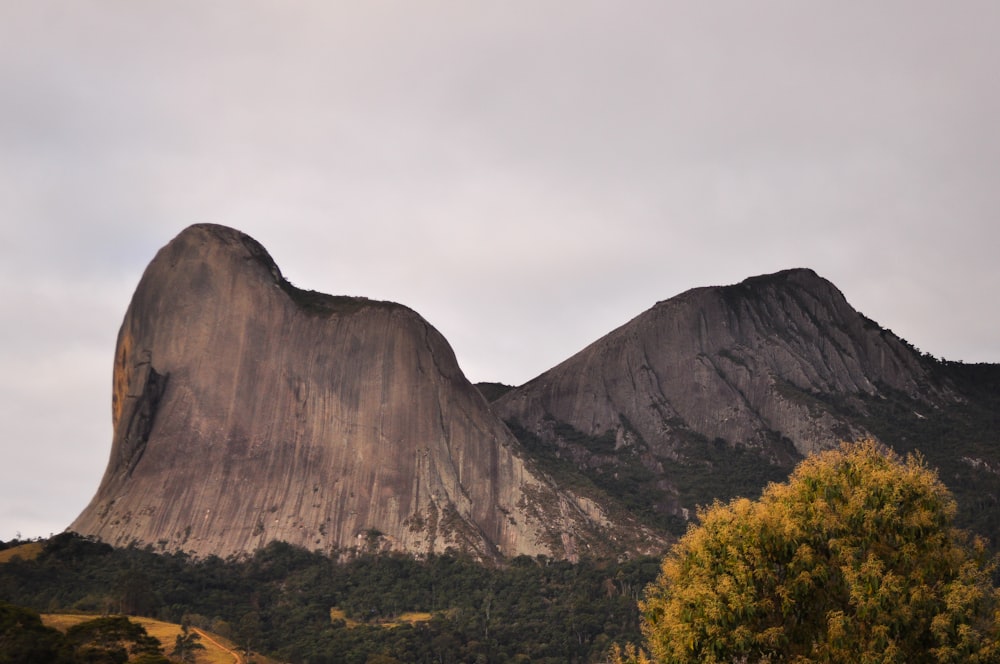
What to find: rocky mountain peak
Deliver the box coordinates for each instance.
[71,226,981,559]
[494,268,947,530]
[71,224,658,560]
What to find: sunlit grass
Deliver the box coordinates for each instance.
[0,541,44,563]
[330,607,433,629]
[40,613,277,664]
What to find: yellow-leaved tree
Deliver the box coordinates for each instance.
[616,441,1000,663]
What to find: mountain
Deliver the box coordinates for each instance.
[70,226,1000,559]
[496,268,932,461]
[70,224,659,560]
[494,269,998,536]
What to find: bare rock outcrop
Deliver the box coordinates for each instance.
[494,269,946,524]
[71,224,658,559]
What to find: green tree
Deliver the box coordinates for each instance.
[65,615,165,664]
[0,601,73,664]
[630,441,1000,663]
[236,611,262,659]
[170,619,206,663]
[115,567,158,616]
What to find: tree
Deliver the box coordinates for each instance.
[236,611,262,659]
[0,601,74,664]
[115,567,158,616]
[64,615,165,664]
[630,441,1000,663]
[170,619,206,663]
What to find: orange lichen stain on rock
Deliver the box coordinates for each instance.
[111,332,133,426]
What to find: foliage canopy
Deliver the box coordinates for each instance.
[633,441,1000,663]
[0,605,167,664]
[0,533,662,663]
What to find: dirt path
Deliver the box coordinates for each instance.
[193,627,245,664]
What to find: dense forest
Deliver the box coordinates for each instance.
[0,533,662,663]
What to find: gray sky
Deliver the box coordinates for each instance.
[2,1,998,541]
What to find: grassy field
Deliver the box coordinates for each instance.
[329,607,433,629]
[41,613,281,664]
[0,541,44,563]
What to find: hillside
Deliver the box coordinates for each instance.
[495,269,1000,539]
[0,533,660,663]
[40,613,265,664]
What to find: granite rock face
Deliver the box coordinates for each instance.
[72,230,953,557]
[71,224,656,560]
[495,269,943,508]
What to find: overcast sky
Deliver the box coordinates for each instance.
[2,1,998,541]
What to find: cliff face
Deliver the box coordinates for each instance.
[73,231,979,557]
[494,269,948,527]
[71,224,657,560]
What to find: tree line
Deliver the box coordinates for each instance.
[7,435,999,663]
[0,534,661,663]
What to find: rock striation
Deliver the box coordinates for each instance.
[497,269,938,459]
[494,269,949,524]
[70,224,658,560]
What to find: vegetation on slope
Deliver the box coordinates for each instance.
[1,604,172,664]
[0,533,661,663]
[507,417,791,537]
[817,361,1000,544]
[0,542,42,564]
[618,442,1000,663]
[505,357,1000,548]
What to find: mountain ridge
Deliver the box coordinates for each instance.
[494,266,972,533]
[70,224,999,558]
